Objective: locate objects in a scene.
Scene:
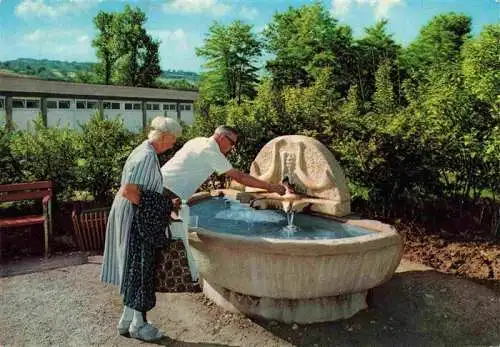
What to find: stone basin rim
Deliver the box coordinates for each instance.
[188,227,402,256]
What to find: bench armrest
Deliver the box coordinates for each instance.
[42,194,52,207]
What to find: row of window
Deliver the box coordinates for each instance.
[0,98,192,111]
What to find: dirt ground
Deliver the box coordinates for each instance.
[1,256,499,347]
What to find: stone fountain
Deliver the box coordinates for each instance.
[244,135,351,216]
[187,135,403,324]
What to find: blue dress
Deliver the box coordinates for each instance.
[100,140,164,288]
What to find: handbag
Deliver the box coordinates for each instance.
[155,223,201,293]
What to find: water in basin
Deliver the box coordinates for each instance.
[189,197,373,240]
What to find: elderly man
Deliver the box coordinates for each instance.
[160,125,287,203]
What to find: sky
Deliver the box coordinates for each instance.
[0,0,498,72]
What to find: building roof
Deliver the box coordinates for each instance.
[0,74,198,102]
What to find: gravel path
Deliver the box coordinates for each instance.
[1,259,499,346]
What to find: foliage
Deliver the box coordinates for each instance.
[462,24,500,113]
[372,59,396,114]
[154,79,198,91]
[0,127,23,184]
[92,5,161,87]
[402,12,472,76]
[354,20,401,102]
[263,3,353,93]
[191,5,499,235]
[76,113,140,204]
[196,20,261,105]
[92,11,117,85]
[0,58,200,86]
[9,117,80,201]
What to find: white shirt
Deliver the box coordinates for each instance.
[161,137,233,200]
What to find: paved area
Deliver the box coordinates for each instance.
[0,256,499,346]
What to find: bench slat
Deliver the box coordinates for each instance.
[0,215,46,228]
[0,191,51,202]
[0,181,52,192]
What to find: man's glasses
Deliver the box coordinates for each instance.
[224,135,237,147]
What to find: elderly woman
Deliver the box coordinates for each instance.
[101,116,182,341]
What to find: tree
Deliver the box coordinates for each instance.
[373,59,396,114]
[354,20,401,102]
[462,24,500,113]
[196,20,261,105]
[402,13,471,76]
[92,12,116,85]
[92,5,161,87]
[263,3,353,93]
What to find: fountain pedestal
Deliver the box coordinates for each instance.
[203,280,367,324]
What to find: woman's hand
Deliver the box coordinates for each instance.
[172,197,181,213]
[120,184,140,205]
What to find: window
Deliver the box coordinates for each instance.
[26,100,40,109]
[76,101,86,109]
[58,100,71,109]
[47,100,58,109]
[146,104,152,110]
[111,102,120,110]
[152,103,160,111]
[0,98,4,109]
[12,99,24,108]
[179,105,185,111]
[103,102,111,109]
[184,104,191,111]
[169,104,176,111]
[126,102,142,110]
[87,101,98,109]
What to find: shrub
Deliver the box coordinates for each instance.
[9,116,80,201]
[76,113,141,204]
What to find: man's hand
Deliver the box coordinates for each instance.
[269,183,286,196]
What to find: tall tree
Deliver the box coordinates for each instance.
[462,24,500,113]
[354,20,401,102]
[263,3,353,93]
[92,5,161,87]
[402,13,471,76]
[196,20,261,105]
[373,59,396,114]
[92,12,116,85]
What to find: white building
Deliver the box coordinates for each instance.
[0,74,198,131]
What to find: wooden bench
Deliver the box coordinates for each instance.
[0,181,53,258]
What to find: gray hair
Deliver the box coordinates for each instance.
[213,125,238,137]
[148,116,182,141]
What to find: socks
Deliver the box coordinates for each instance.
[120,306,134,321]
[132,310,145,327]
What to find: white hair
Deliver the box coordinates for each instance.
[147,116,182,141]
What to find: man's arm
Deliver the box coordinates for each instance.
[225,169,286,195]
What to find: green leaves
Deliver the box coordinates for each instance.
[462,24,500,113]
[196,20,261,105]
[92,5,160,87]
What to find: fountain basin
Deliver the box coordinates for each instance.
[187,190,403,323]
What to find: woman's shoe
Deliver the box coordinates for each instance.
[129,322,164,341]
[117,319,131,337]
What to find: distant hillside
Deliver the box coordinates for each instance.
[0,58,200,85]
